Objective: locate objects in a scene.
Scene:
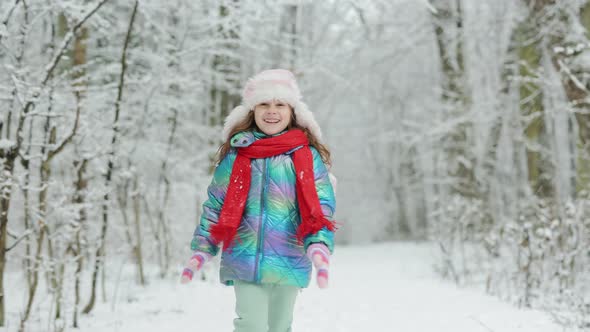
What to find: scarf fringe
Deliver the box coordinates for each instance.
[210,224,239,250]
[296,215,337,244]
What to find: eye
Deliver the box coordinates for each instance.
[260,102,269,106]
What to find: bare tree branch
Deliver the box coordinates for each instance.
[14,0,110,150]
[47,102,81,160]
[41,0,111,85]
[0,0,22,45]
[6,229,33,252]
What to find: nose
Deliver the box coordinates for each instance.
[267,104,278,113]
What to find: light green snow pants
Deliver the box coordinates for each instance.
[233,280,300,332]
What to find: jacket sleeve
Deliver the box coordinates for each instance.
[303,146,336,254]
[190,149,237,256]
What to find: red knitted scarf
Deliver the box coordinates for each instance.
[210,129,336,250]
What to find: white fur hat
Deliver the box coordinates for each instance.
[221,69,323,142]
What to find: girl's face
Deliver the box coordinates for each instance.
[253,100,292,135]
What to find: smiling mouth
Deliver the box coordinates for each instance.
[264,119,280,123]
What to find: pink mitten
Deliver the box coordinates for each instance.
[306,243,331,289]
[180,251,211,284]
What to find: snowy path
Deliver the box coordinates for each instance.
[8,243,561,332]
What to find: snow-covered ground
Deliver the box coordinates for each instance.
[4,242,563,332]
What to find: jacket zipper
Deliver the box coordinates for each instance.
[254,158,269,283]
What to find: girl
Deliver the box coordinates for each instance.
[180,69,337,332]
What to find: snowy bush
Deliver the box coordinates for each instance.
[432,193,590,330]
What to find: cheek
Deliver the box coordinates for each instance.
[253,111,264,124]
[282,109,293,122]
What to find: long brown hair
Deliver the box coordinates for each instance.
[215,108,332,167]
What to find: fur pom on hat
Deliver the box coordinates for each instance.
[221,69,323,142]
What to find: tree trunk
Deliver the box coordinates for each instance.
[116,174,141,283]
[20,140,54,330]
[280,4,298,68]
[0,149,17,327]
[208,3,241,129]
[154,109,178,277]
[72,158,88,328]
[70,14,89,329]
[132,174,145,285]
[0,1,28,325]
[572,3,590,193]
[21,118,34,291]
[513,6,549,197]
[50,17,91,325]
[143,195,164,274]
[83,0,139,314]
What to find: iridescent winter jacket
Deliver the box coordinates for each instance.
[190,129,336,287]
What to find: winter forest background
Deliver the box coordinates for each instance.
[1,0,590,331]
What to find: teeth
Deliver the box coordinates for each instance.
[265,119,279,123]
